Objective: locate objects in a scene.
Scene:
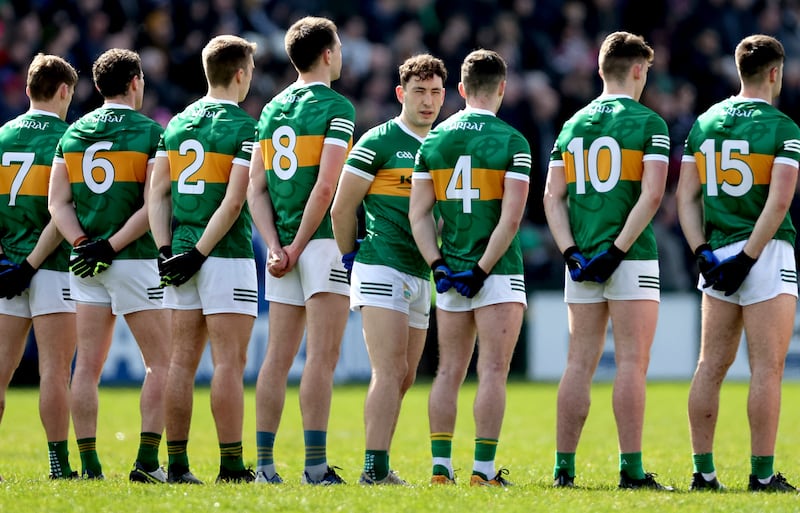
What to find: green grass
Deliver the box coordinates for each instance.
[2,381,800,512]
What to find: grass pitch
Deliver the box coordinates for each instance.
[1,381,799,512]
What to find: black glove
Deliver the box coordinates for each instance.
[70,238,116,278]
[69,238,93,278]
[450,264,489,298]
[563,246,589,282]
[160,247,207,287]
[430,258,454,293]
[704,250,756,296]
[157,245,173,287]
[694,243,719,284]
[0,260,36,299]
[583,244,626,283]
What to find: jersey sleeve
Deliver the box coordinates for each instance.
[343,127,381,182]
[681,121,701,163]
[147,122,165,161]
[412,140,432,181]
[643,113,670,162]
[506,132,531,183]
[233,117,257,168]
[155,132,167,158]
[324,98,356,148]
[774,117,800,169]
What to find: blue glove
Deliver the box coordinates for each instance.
[563,246,589,282]
[0,254,16,274]
[161,247,207,287]
[450,264,489,298]
[583,245,626,283]
[341,239,362,272]
[431,258,454,293]
[694,243,719,285]
[703,250,756,296]
[0,260,36,299]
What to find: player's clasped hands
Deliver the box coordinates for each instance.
[159,247,207,287]
[431,259,488,298]
[69,238,116,278]
[701,250,757,296]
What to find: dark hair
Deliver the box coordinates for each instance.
[284,16,337,73]
[736,34,784,82]
[461,49,506,96]
[92,48,142,98]
[27,54,78,101]
[399,54,447,88]
[202,35,257,87]
[598,31,654,83]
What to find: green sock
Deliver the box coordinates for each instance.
[167,440,190,472]
[554,451,575,478]
[77,437,102,476]
[431,432,453,477]
[136,432,161,471]
[620,452,644,480]
[48,440,73,478]
[751,455,774,480]
[692,453,715,474]
[364,450,389,481]
[220,441,245,471]
[473,438,498,480]
[304,430,327,467]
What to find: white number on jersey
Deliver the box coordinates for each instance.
[699,138,753,197]
[83,141,115,194]
[1,152,35,206]
[176,139,206,195]
[271,125,298,180]
[567,136,622,194]
[446,155,480,213]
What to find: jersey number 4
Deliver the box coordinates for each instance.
[446,155,480,213]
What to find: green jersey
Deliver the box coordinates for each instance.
[413,108,531,275]
[55,103,162,259]
[550,95,670,259]
[255,82,355,246]
[0,110,71,271]
[157,97,255,258]
[682,96,800,248]
[343,117,428,279]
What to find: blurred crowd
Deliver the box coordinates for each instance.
[3,0,800,291]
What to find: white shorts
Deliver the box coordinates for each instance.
[264,238,349,306]
[350,263,431,329]
[163,257,258,317]
[0,269,75,318]
[436,274,527,312]
[565,260,660,303]
[70,259,163,315]
[698,239,798,306]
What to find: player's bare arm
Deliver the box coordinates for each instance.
[543,163,578,253]
[408,176,442,265]
[676,160,707,251]
[48,160,86,246]
[247,146,286,277]
[612,159,667,252]
[147,155,173,249]
[331,171,371,255]
[284,142,348,269]
[477,176,528,272]
[742,162,798,258]
[194,163,249,256]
